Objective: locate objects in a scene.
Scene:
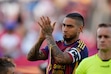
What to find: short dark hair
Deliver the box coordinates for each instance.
[98,23,111,28]
[0,57,15,73]
[66,13,84,26]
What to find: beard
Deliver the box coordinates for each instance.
[64,37,73,42]
[63,35,77,42]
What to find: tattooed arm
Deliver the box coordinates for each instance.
[38,16,73,64]
[27,39,47,61]
[46,35,72,64]
[27,26,47,61]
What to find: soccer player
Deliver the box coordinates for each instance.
[0,57,15,74]
[75,23,111,74]
[27,13,88,74]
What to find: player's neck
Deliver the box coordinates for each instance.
[98,50,111,60]
[65,38,79,45]
[65,35,79,45]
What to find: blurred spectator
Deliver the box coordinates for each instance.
[90,0,111,35]
[0,21,22,59]
[0,2,22,59]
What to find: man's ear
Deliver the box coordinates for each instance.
[79,25,84,33]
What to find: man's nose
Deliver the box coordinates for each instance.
[100,37,105,42]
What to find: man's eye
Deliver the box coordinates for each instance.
[62,24,65,26]
[98,36,102,38]
[98,35,109,38]
[67,25,72,27]
[104,35,109,38]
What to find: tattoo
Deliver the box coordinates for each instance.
[46,35,72,64]
[27,38,47,61]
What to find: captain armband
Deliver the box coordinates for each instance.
[67,48,81,63]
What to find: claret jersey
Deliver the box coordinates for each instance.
[41,39,88,74]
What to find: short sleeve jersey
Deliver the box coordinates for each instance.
[41,39,88,74]
[76,54,111,74]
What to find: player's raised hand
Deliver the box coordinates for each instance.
[38,16,56,37]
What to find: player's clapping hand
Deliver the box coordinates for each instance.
[38,16,56,37]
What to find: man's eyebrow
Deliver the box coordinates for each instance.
[62,23,72,26]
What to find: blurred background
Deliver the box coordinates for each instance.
[0,0,111,73]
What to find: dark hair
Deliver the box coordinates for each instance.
[66,13,84,26]
[0,57,15,73]
[107,0,111,5]
[98,23,111,28]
